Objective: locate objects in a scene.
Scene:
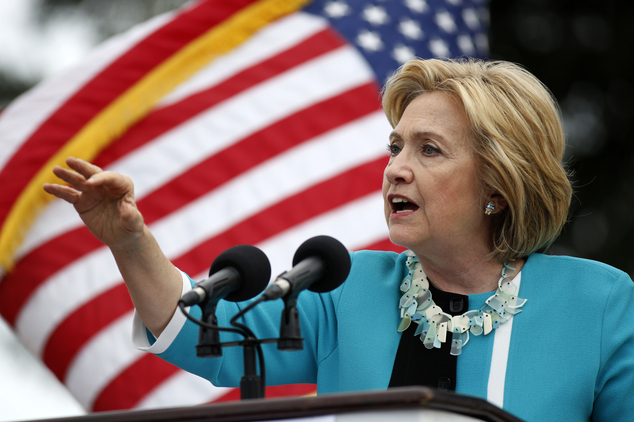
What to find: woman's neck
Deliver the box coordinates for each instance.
[413,252,525,295]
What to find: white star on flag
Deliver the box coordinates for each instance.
[429,37,451,57]
[404,0,429,14]
[435,10,458,33]
[324,1,351,18]
[363,5,390,25]
[462,8,481,30]
[457,34,476,55]
[357,29,385,51]
[392,43,417,64]
[399,18,425,40]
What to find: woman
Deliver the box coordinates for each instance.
[44,58,634,422]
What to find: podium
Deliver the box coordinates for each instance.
[34,387,523,422]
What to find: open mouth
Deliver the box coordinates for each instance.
[391,197,419,214]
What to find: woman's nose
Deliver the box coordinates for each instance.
[384,151,414,185]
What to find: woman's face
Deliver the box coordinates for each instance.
[382,91,489,258]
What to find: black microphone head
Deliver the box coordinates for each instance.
[208,245,271,302]
[292,235,351,293]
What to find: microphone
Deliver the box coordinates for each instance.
[179,244,271,307]
[263,235,351,301]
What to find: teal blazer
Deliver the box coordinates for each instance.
[140,251,634,422]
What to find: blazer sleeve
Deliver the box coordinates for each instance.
[592,271,634,421]
[133,268,341,388]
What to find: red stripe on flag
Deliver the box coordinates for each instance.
[264,383,316,398]
[1,28,349,325]
[207,388,242,403]
[0,0,258,228]
[170,157,386,276]
[38,156,384,392]
[42,283,133,382]
[92,354,180,411]
[76,158,385,409]
[93,27,347,168]
[0,227,103,325]
[0,83,379,326]
[134,83,380,223]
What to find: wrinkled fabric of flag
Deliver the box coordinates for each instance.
[0,0,488,412]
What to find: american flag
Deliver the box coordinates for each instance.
[0,0,488,413]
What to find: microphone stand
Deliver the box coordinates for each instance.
[179,300,266,399]
[197,305,222,358]
[179,288,310,398]
[229,303,267,400]
[240,337,261,399]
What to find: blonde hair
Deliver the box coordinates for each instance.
[382,58,572,261]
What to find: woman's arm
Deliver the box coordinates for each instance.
[43,157,182,337]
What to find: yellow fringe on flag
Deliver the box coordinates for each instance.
[0,0,311,271]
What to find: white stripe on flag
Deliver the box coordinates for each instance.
[158,12,329,107]
[149,112,389,259]
[111,46,375,198]
[17,197,82,261]
[134,370,231,410]
[258,192,387,280]
[18,43,375,258]
[65,311,141,409]
[16,12,328,259]
[16,112,389,356]
[16,246,121,356]
[0,11,175,170]
[64,193,386,409]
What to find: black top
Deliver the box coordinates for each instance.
[388,283,469,391]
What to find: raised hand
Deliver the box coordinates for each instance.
[43,157,144,249]
[44,156,183,336]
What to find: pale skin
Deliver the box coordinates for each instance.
[43,157,182,337]
[383,91,524,294]
[44,91,522,338]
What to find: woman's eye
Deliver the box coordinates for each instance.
[423,145,439,155]
[387,143,401,156]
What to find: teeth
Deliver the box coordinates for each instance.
[392,197,409,203]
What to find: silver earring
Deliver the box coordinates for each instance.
[485,201,495,215]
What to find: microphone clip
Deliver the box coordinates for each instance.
[195,304,223,358]
[277,295,304,351]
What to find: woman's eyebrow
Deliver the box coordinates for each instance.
[389,129,447,142]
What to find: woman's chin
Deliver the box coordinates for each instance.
[388,230,422,252]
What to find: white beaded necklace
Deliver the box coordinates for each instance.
[397,251,526,356]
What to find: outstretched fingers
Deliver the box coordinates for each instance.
[43,182,81,204]
[50,164,89,193]
[47,157,131,199]
[65,156,103,181]
[43,156,146,249]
